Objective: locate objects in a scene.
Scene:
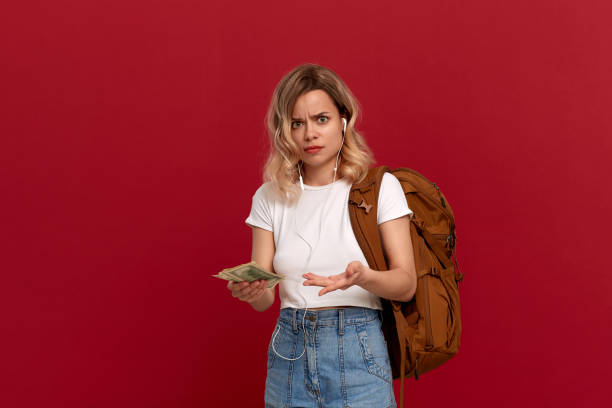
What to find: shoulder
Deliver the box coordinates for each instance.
[246,182,277,231]
[252,181,274,200]
[381,171,400,186]
[251,181,291,209]
[378,172,404,201]
[380,172,403,195]
[377,171,412,224]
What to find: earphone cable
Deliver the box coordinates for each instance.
[271,123,345,361]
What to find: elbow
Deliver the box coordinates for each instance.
[252,304,272,312]
[393,289,415,303]
[251,299,274,312]
[393,267,417,302]
[406,285,417,302]
[406,279,417,301]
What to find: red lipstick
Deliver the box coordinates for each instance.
[305,146,323,154]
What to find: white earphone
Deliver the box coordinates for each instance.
[274,117,348,361]
[333,118,346,179]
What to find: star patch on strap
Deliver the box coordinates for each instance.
[358,200,372,214]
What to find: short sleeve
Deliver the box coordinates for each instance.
[377,172,413,225]
[245,184,274,232]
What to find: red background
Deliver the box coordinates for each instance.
[1,0,611,407]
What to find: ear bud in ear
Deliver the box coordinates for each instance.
[342,118,347,134]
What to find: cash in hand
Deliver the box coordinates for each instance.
[213,261,284,289]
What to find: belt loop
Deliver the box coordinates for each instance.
[292,309,298,333]
[338,309,344,336]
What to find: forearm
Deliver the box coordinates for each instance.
[249,287,275,312]
[360,267,416,302]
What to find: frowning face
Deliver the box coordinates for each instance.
[290,89,344,181]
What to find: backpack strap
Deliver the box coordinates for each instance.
[349,165,409,408]
[348,166,389,271]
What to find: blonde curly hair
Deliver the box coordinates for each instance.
[263,63,375,203]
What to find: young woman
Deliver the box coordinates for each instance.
[227,64,417,408]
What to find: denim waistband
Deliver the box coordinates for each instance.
[278,307,381,328]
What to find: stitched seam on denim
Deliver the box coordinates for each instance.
[313,325,319,389]
[356,322,392,383]
[267,325,277,370]
[367,325,392,384]
[314,328,323,408]
[283,316,377,327]
[283,329,298,408]
[338,324,348,408]
[304,324,320,402]
[368,320,392,382]
[302,348,310,402]
[292,308,298,333]
[278,308,380,319]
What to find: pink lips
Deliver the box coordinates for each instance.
[305,146,322,154]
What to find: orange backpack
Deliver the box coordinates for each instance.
[348,166,463,406]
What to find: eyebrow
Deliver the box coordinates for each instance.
[291,112,331,121]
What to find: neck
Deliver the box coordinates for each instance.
[301,161,338,187]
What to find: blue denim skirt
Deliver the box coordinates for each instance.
[265,307,396,408]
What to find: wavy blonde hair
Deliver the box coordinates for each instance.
[263,63,375,203]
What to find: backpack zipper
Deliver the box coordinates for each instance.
[432,183,446,208]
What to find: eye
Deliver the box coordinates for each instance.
[291,121,302,129]
[317,116,329,123]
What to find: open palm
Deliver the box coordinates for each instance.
[302,261,368,296]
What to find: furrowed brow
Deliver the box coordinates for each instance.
[291,111,331,121]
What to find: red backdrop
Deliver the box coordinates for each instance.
[1,0,610,406]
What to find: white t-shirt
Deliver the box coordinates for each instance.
[245,172,413,310]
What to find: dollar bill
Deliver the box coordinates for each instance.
[214,270,242,282]
[213,261,284,289]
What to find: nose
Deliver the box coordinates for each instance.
[304,120,318,141]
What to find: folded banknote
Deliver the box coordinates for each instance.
[213,261,284,289]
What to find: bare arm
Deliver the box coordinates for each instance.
[227,226,276,312]
[360,215,417,301]
[248,226,276,311]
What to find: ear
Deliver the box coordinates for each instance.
[340,106,351,121]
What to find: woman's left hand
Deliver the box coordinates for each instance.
[302,261,371,296]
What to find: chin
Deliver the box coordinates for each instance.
[303,157,334,168]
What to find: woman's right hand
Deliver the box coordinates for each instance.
[227,280,268,304]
